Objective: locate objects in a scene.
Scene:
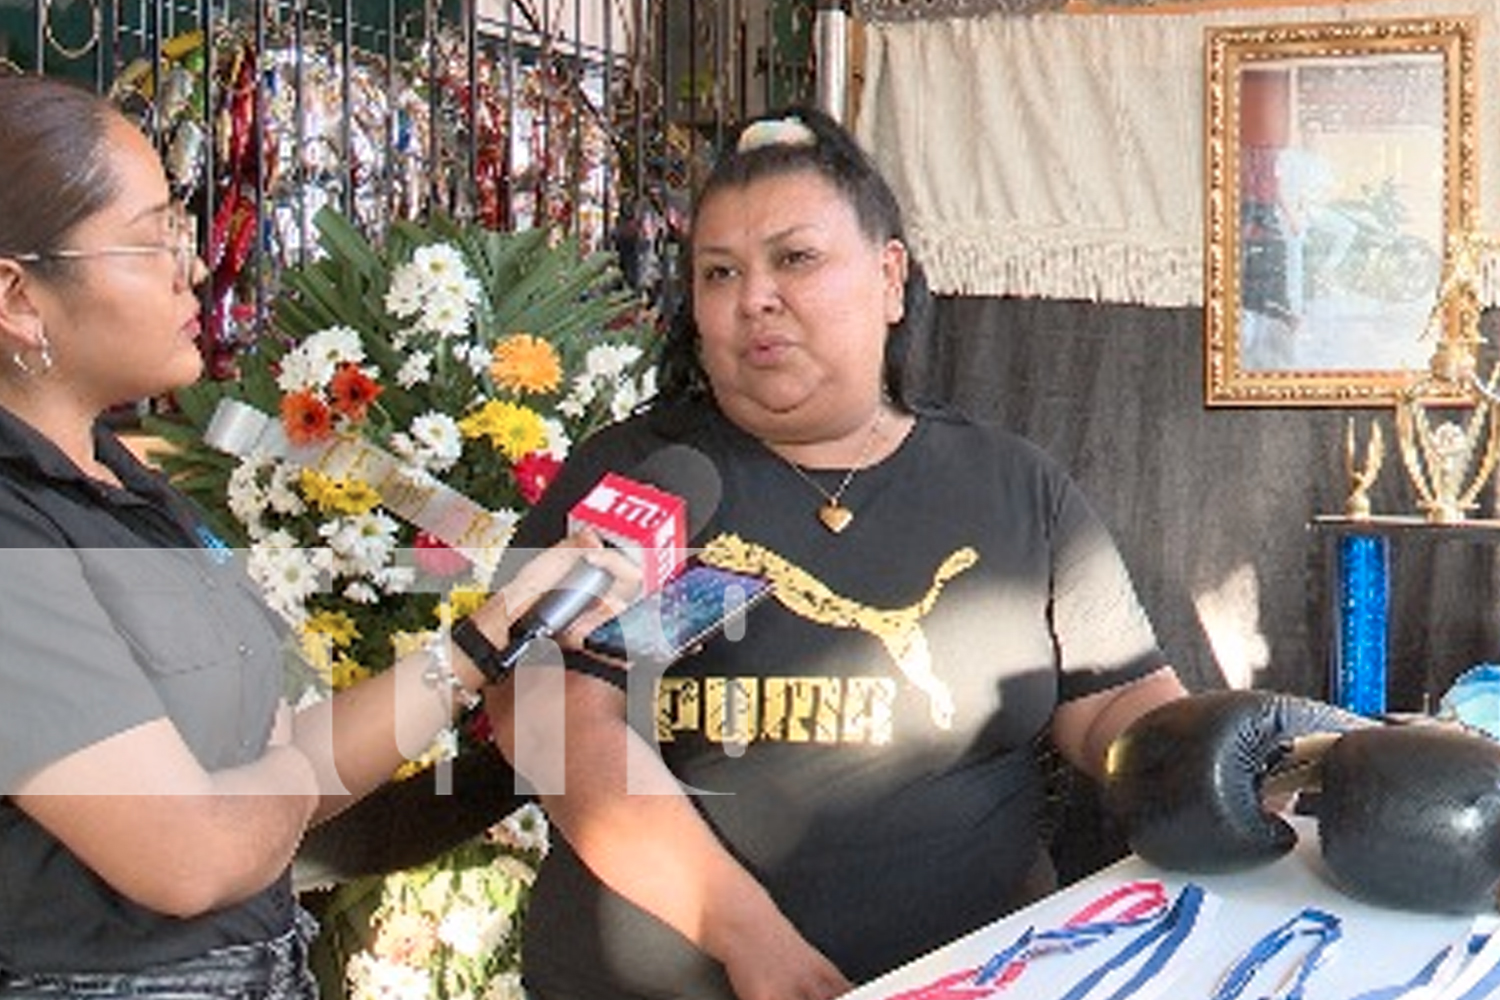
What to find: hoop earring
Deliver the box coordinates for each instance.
[11,335,54,377]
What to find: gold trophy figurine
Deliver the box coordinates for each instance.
[1344,418,1383,521]
[1394,231,1500,523]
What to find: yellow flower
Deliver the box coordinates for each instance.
[298,631,336,685]
[437,587,488,626]
[331,654,372,690]
[306,609,361,648]
[393,736,452,783]
[490,334,562,394]
[300,469,382,515]
[458,400,547,461]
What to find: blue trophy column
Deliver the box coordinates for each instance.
[1332,533,1389,715]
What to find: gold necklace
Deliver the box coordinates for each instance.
[780,409,886,534]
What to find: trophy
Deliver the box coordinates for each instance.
[1394,232,1500,523]
[1343,418,1383,521]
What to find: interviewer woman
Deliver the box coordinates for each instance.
[0,72,634,998]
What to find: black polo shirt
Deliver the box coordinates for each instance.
[0,405,296,974]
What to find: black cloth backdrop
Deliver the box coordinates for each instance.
[914,295,1500,710]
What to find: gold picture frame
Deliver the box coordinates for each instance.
[1204,16,1477,406]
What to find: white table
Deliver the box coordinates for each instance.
[841,818,1491,999]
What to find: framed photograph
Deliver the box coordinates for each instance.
[1204,17,1477,406]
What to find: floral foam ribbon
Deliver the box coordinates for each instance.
[205,397,514,564]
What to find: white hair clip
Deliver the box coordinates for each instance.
[736,116,817,154]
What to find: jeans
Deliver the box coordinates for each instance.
[0,910,319,999]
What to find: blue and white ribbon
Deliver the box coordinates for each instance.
[1343,917,1500,1000]
[1433,917,1500,1000]
[1053,883,1214,1000]
[961,883,1216,1000]
[1210,908,1341,1000]
[882,881,1212,1000]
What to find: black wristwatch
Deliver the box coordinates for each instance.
[451,617,511,684]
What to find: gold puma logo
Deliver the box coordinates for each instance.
[698,534,978,729]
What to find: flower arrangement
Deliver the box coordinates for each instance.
[333,803,551,1000]
[145,205,658,997]
[150,206,656,694]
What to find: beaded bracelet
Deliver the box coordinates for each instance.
[422,630,483,713]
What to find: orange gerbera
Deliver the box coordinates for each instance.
[490,333,562,394]
[328,363,382,422]
[281,391,333,445]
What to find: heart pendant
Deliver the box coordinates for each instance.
[818,503,854,534]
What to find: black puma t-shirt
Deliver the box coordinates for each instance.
[514,401,1166,998]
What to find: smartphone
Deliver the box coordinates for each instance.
[583,563,773,664]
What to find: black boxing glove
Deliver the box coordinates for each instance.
[1103,689,1370,873]
[1318,725,1500,913]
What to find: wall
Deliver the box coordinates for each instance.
[857,0,1500,710]
[913,295,1500,710]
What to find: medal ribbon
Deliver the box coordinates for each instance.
[1052,883,1211,1000]
[1209,908,1341,1000]
[974,880,1171,986]
[1434,918,1500,1000]
[1344,917,1500,1000]
[881,880,1210,1000]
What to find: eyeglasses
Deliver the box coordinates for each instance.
[9,208,200,290]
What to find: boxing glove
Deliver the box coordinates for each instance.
[1103,689,1369,873]
[1318,724,1500,913]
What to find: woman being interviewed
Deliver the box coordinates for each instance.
[489,106,1189,1000]
[0,74,635,997]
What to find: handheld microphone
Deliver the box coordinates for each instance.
[458,445,722,680]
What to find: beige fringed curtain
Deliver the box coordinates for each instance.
[854,0,1500,306]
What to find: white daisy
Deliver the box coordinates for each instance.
[374,563,418,595]
[384,265,428,320]
[408,412,463,471]
[265,461,306,516]
[539,417,571,459]
[396,349,434,388]
[418,291,472,340]
[247,535,324,624]
[610,380,642,420]
[437,905,511,959]
[305,325,366,366]
[411,242,469,283]
[494,802,550,854]
[342,580,380,604]
[582,342,643,378]
[226,458,270,531]
[321,511,400,576]
[276,325,365,391]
